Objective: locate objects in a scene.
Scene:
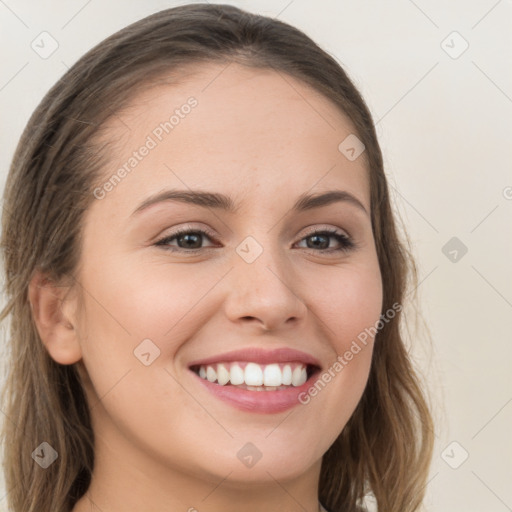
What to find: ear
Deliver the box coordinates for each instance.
[28,271,82,365]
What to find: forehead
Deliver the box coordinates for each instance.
[94,61,370,214]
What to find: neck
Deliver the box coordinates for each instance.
[71,425,323,512]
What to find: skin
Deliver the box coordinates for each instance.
[30,62,383,512]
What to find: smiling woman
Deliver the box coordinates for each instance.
[0,4,434,512]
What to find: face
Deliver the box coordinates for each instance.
[71,62,383,486]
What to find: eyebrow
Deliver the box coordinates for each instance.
[131,189,368,216]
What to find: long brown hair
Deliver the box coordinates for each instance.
[0,4,434,511]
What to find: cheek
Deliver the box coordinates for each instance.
[304,260,383,351]
[297,260,382,409]
[257,261,384,467]
[76,254,218,350]
[73,258,231,412]
[73,265,196,440]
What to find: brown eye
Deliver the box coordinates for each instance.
[155,228,217,252]
[296,229,355,253]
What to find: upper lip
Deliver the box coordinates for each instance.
[188,347,322,369]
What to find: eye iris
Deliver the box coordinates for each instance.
[179,233,202,249]
[307,234,329,249]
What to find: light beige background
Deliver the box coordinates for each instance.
[1,1,511,511]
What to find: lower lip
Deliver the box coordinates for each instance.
[190,370,319,414]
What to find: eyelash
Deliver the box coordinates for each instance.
[154,227,356,254]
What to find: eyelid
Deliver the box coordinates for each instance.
[154,223,218,244]
[300,224,351,239]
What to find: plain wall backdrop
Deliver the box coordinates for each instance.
[1,1,511,511]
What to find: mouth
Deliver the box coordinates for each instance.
[190,361,319,390]
[187,348,322,413]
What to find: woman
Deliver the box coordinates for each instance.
[0,4,434,511]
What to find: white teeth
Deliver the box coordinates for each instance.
[230,364,245,385]
[206,366,217,383]
[282,364,292,385]
[263,364,282,387]
[217,363,230,385]
[244,362,263,386]
[292,366,307,386]
[195,361,312,389]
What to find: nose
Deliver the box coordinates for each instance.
[223,242,308,332]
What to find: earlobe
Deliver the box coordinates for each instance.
[28,271,83,365]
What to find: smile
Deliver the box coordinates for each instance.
[188,348,322,413]
[191,361,314,390]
